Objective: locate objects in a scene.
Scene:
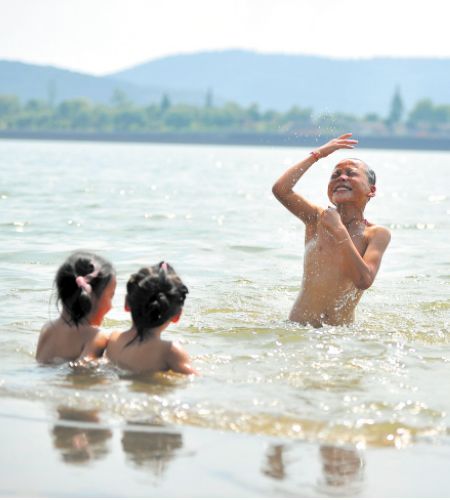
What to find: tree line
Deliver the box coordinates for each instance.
[0,88,449,136]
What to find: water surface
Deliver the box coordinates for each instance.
[0,139,448,457]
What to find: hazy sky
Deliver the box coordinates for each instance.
[1,0,449,75]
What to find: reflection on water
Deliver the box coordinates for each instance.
[262,442,365,496]
[121,371,186,397]
[122,426,183,477]
[51,406,184,478]
[318,445,365,496]
[262,444,286,480]
[51,408,112,464]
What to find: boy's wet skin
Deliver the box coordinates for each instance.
[292,221,366,327]
[273,134,391,327]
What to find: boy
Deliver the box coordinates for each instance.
[272,133,390,327]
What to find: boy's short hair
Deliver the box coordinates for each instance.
[349,158,376,185]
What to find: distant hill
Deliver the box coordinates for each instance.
[2,51,450,116]
[109,50,450,115]
[0,60,206,106]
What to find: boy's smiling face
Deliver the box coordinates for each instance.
[327,159,376,206]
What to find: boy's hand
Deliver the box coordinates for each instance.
[316,133,358,158]
[320,207,346,235]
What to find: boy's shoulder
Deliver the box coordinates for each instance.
[365,222,391,239]
[364,223,391,252]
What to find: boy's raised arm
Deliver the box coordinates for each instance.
[272,133,358,224]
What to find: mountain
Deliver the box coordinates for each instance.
[109,50,450,115]
[0,60,205,106]
[2,51,450,116]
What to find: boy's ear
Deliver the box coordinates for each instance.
[124,296,130,312]
[368,185,376,198]
[171,310,182,323]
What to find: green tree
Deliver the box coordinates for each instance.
[407,99,434,128]
[387,87,404,126]
[364,112,380,122]
[160,93,171,113]
[56,98,93,130]
[0,95,21,116]
[432,104,450,125]
[280,106,313,132]
[111,88,131,109]
[164,104,198,130]
[113,109,147,131]
[205,88,213,108]
[47,80,57,108]
[0,95,21,128]
[25,99,50,113]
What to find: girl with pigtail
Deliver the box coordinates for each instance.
[36,251,116,364]
[106,262,197,375]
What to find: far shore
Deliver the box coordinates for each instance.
[1,130,450,151]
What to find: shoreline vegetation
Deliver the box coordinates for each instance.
[1,91,450,150]
[2,129,450,151]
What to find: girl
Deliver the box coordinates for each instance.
[36,251,116,364]
[106,262,197,375]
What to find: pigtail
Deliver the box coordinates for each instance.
[125,262,188,343]
[55,252,115,326]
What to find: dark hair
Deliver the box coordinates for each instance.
[55,251,115,326]
[126,262,188,343]
[365,165,376,186]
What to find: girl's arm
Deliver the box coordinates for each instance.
[79,330,110,361]
[167,342,198,375]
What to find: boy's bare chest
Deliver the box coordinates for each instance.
[305,225,367,258]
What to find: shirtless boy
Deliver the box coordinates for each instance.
[272,133,391,327]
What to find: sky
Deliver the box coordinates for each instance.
[1,0,450,75]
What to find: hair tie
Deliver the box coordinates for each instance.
[75,276,92,294]
[75,269,99,294]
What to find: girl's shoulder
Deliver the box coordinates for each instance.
[40,318,60,335]
[105,330,133,360]
[106,330,125,351]
[79,323,104,342]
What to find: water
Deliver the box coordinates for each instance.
[0,139,449,453]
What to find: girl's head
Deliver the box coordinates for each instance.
[55,251,116,326]
[126,262,188,341]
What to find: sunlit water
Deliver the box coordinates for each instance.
[0,139,448,450]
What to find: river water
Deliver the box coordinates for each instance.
[0,139,448,464]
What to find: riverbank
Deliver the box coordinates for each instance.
[1,130,450,151]
[1,398,449,497]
